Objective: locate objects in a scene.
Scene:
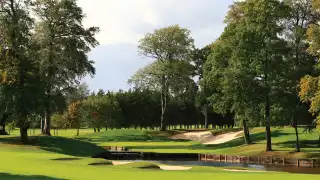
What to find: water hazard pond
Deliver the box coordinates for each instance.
[132,160,320,174]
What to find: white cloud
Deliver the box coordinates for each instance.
[78,0,232,46]
[78,0,158,45]
[78,0,235,91]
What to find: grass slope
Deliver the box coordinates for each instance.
[77,128,320,158]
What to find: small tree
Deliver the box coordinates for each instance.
[66,101,82,136]
[81,94,122,132]
[51,113,66,136]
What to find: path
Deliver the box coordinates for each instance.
[170,130,242,145]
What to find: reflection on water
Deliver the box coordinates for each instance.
[136,160,320,174]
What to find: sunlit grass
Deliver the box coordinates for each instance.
[0,127,319,179]
[76,127,320,158]
[0,149,318,180]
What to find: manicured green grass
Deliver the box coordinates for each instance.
[0,127,319,179]
[77,127,320,158]
[0,149,318,180]
[5,127,320,158]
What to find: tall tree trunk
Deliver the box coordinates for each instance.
[265,93,272,151]
[0,124,8,135]
[293,116,300,152]
[294,127,300,152]
[44,92,52,136]
[160,110,166,131]
[243,119,251,144]
[40,116,44,134]
[20,118,28,143]
[0,113,9,135]
[203,106,208,129]
[160,76,167,131]
[43,29,56,136]
[94,128,96,132]
[76,123,80,136]
[20,127,28,143]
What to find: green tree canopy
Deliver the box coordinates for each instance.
[133,25,195,131]
[33,0,99,135]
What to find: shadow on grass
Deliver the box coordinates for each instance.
[0,136,106,157]
[77,130,190,143]
[0,173,67,180]
[52,158,83,161]
[278,140,320,149]
[277,140,320,158]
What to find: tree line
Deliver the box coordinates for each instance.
[49,87,235,136]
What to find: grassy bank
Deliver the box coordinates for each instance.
[3,127,320,158]
[77,128,320,159]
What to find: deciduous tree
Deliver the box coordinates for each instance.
[33,0,99,135]
[132,26,194,131]
[0,0,41,142]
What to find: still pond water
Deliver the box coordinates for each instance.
[134,160,320,174]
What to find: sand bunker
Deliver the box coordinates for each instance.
[112,161,132,165]
[171,131,242,145]
[111,161,191,171]
[159,165,192,171]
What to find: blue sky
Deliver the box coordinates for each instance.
[78,0,235,92]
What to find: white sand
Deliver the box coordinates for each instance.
[171,131,242,145]
[159,165,192,171]
[112,161,192,171]
[112,161,132,165]
[203,131,243,145]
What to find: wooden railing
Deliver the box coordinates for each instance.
[199,154,320,168]
[102,146,128,152]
